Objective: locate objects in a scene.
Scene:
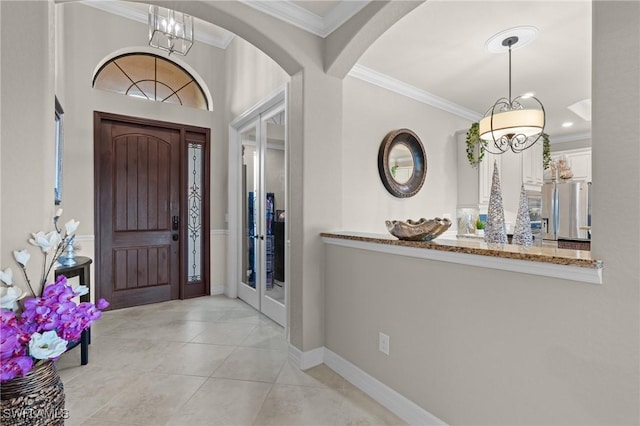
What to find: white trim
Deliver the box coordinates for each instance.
[349,64,483,122]
[240,0,368,38]
[210,229,229,236]
[81,0,235,49]
[287,345,447,426]
[550,131,592,144]
[324,348,448,426]
[241,0,324,37]
[288,344,325,370]
[198,30,235,50]
[229,86,287,130]
[321,1,370,36]
[322,236,603,285]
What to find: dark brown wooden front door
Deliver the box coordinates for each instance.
[94,112,210,309]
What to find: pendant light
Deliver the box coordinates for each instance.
[479,36,545,154]
[149,5,194,56]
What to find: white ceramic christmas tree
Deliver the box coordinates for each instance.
[513,184,534,247]
[484,160,508,245]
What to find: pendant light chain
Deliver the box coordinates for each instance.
[508,42,512,103]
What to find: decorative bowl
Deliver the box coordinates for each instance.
[385,217,452,241]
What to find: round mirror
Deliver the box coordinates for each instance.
[378,129,427,198]
[388,143,414,184]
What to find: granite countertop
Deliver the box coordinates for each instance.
[320,231,602,269]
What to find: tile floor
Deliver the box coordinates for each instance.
[56,296,405,426]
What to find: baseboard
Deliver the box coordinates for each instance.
[289,345,447,426]
[210,284,225,295]
[288,344,324,370]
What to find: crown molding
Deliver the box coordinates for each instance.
[241,0,369,38]
[349,64,483,122]
[550,131,592,144]
[241,0,324,36]
[80,0,235,50]
[81,0,366,45]
[322,1,370,36]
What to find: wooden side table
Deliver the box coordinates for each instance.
[55,256,93,365]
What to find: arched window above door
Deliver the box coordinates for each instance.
[93,53,209,110]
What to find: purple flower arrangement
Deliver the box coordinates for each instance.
[0,211,109,382]
[0,275,108,382]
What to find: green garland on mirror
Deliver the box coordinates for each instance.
[466,122,486,167]
[542,133,551,170]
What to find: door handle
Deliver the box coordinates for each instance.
[172,234,179,241]
[172,216,179,231]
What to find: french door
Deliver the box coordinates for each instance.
[230,91,287,326]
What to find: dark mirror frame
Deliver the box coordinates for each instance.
[378,128,427,198]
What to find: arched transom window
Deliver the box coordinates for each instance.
[93,53,208,110]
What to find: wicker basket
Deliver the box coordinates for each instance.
[0,361,66,426]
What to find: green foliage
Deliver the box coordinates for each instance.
[466,122,486,167]
[475,218,485,230]
[542,133,551,170]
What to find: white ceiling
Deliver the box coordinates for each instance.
[357,1,592,141]
[82,0,592,141]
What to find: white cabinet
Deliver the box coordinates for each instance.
[551,148,592,182]
[457,131,502,212]
[522,140,543,190]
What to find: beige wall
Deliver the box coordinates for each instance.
[325,2,639,424]
[298,67,344,350]
[342,77,469,233]
[224,37,290,121]
[55,2,229,294]
[0,1,56,291]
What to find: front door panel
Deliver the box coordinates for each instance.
[97,117,181,309]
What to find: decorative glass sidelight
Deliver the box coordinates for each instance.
[187,143,203,282]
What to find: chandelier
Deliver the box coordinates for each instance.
[148,5,194,56]
[479,36,545,153]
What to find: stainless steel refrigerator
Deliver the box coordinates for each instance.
[541,181,591,240]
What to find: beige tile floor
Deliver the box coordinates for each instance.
[56,296,406,426]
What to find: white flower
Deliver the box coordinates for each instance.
[75,285,89,296]
[28,331,68,360]
[29,231,62,253]
[64,219,80,236]
[0,286,26,311]
[13,250,31,267]
[0,268,13,285]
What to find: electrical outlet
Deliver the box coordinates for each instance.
[379,332,390,355]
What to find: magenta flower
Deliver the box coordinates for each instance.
[0,275,108,382]
[0,356,34,381]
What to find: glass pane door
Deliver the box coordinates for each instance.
[238,122,259,310]
[234,93,286,327]
[261,109,286,325]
